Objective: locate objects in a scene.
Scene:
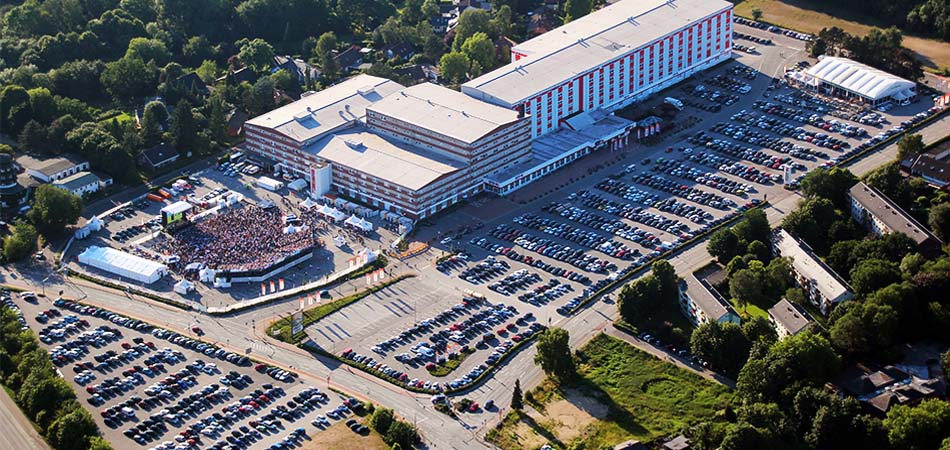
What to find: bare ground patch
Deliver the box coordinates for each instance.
[534,388,611,443]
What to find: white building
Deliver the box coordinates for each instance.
[771,228,853,315]
[17,155,89,183]
[768,298,813,340]
[678,277,740,326]
[801,56,916,106]
[52,171,103,197]
[848,182,942,257]
[77,246,168,284]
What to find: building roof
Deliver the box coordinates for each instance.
[613,440,648,450]
[17,155,87,178]
[381,42,416,59]
[806,56,916,101]
[368,83,523,144]
[161,201,193,216]
[245,75,404,145]
[53,171,100,192]
[139,142,179,166]
[849,182,942,246]
[662,435,691,450]
[768,299,813,335]
[335,45,364,69]
[273,55,318,80]
[908,154,950,187]
[175,72,209,94]
[305,126,464,192]
[462,0,732,106]
[682,275,737,323]
[772,228,853,303]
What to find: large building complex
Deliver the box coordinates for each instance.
[848,182,942,257]
[244,0,734,217]
[771,229,853,315]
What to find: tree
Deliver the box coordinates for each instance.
[422,0,439,19]
[734,209,771,246]
[830,300,898,356]
[169,100,197,154]
[315,32,339,80]
[140,100,167,146]
[929,203,950,243]
[742,316,777,345]
[243,77,276,117]
[726,255,749,277]
[897,133,925,160]
[101,57,159,103]
[800,167,858,209]
[0,85,32,136]
[785,287,806,306]
[439,52,471,83]
[511,379,523,410]
[3,220,38,262]
[238,38,276,73]
[88,436,114,450]
[453,9,493,50]
[883,399,950,450]
[690,322,751,377]
[383,420,418,450]
[47,407,98,450]
[18,120,51,154]
[737,333,841,404]
[29,184,83,235]
[747,240,769,262]
[751,8,763,21]
[781,197,838,254]
[27,87,57,124]
[125,37,171,65]
[460,32,496,71]
[617,275,661,323]
[730,269,762,311]
[369,407,394,434]
[563,0,593,24]
[719,423,773,450]
[208,92,227,142]
[534,327,575,382]
[708,228,741,264]
[849,258,901,297]
[652,259,679,302]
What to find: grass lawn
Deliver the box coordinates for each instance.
[298,421,388,450]
[730,298,770,320]
[427,349,473,377]
[733,0,950,71]
[99,112,135,124]
[486,334,734,450]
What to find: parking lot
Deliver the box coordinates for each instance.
[4,289,384,450]
[64,163,401,309]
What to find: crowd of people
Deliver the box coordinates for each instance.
[152,205,319,272]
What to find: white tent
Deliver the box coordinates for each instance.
[319,205,346,222]
[287,178,308,192]
[174,279,195,294]
[77,246,167,284]
[213,277,231,288]
[87,216,102,231]
[283,224,307,234]
[199,267,217,283]
[226,192,244,205]
[74,227,91,240]
[300,198,318,210]
[346,215,373,232]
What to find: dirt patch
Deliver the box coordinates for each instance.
[530,388,610,443]
[297,422,388,450]
[504,419,554,450]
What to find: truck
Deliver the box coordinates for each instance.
[664,97,684,110]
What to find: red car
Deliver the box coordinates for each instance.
[191,326,203,335]
[255,363,267,372]
[468,402,480,412]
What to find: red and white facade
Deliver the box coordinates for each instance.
[463,0,734,139]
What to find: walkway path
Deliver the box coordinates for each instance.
[0,386,50,450]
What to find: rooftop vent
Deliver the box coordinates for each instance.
[357,86,375,96]
[343,139,364,150]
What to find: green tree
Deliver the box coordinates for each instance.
[563,0,593,24]
[730,268,762,312]
[830,300,898,356]
[369,407,394,434]
[897,133,925,160]
[47,407,98,450]
[315,32,340,80]
[88,436,114,450]
[101,57,159,103]
[208,91,227,142]
[243,77,276,116]
[534,327,576,382]
[708,228,741,264]
[439,52,471,83]
[742,316,778,345]
[421,0,439,19]
[751,8,763,21]
[511,379,523,410]
[28,184,83,235]
[617,275,661,323]
[690,321,751,377]
[18,120,51,154]
[734,209,772,246]
[928,203,950,243]
[238,38,276,73]
[781,197,838,254]
[460,32,496,71]
[849,258,901,297]
[737,332,841,404]
[747,240,769,262]
[801,167,858,209]
[0,85,33,136]
[140,100,167,146]
[652,259,679,302]
[125,37,171,65]
[453,9,493,50]
[383,420,418,450]
[883,399,950,450]
[169,99,196,154]
[719,423,773,450]
[3,220,38,262]
[785,287,806,306]
[726,255,749,277]
[27,87,57,124]
[196,60,219,84]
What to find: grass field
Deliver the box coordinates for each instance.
[733,0,950,71]
[98,112,135,124]
[486,334,734,450]
[298,422,388,450]
[730,298,770,320]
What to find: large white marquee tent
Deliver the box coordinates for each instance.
[804,56,916,104]
[78,246,168,284]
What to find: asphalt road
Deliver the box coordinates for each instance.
[0,385,50,450]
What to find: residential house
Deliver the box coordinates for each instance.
[226,110,250,137]
[527,7,559,37]
[903,153,950,189]
[848,182,943,257]
[678,276,740,327]
[771,228,853,315]
[16,155,90,183]
[836,364,945,416]
[215,67,258,85]
[272,55,319,84]
[381,42,416,62]
[768,298,813,340]
[137,142,180,171]
[393,64,440,84]
[53,171,102,197]
[334,46,365,72]
[175,72,209,96]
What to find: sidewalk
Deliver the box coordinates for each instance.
[0,385,50,450]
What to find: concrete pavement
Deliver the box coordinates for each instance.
[0,385,50,450]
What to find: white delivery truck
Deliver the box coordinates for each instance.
[664,97,684,110]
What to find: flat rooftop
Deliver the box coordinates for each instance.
[462,0,732,106]
[849,182,942,246]
[305,126,465,192]
[773,229,852,302]
[245,74,405,144]
[768,298,813,335]
[368,83,523,144]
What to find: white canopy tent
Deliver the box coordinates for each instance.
[287,178,308,192]
[199,268,217,283]
[318,205,346,222]
[299,198,318,210]
[174,279,195,294]
[77,246,167,284]
[345,214,374,232]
